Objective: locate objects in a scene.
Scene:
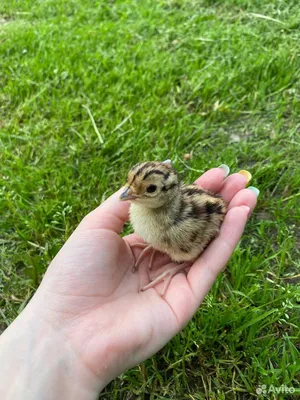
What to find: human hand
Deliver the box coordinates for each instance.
[0,167,258,398]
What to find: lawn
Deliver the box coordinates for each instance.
[0,0,299,398]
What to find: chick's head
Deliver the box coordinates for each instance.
[120,160,179,208]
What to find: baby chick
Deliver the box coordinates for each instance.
[120,160,227,295]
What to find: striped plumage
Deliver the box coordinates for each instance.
[120,160,227,263]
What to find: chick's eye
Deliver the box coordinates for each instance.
[147,184,157,193]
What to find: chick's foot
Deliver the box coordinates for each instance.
[140,261,192,296]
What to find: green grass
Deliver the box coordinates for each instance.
[1,0,299,398]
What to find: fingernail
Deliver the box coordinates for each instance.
[240,205,250,216]
[238,170,252,183]
[248,186,260,197]
[218,164,230,177]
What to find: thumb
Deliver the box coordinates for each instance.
[78,188,130,234]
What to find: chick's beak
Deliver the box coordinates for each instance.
[119,187,137,201]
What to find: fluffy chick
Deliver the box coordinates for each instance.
[120,160,227,295]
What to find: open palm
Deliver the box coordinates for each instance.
[31,167,257,389]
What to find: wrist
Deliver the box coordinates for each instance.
[0,305,104,400]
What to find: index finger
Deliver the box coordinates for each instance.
[194,166,228,192]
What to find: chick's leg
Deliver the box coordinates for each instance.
[140,261,192,297]
[129,243,155,272]
[130,242,148,250]
[148,247,157,271]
